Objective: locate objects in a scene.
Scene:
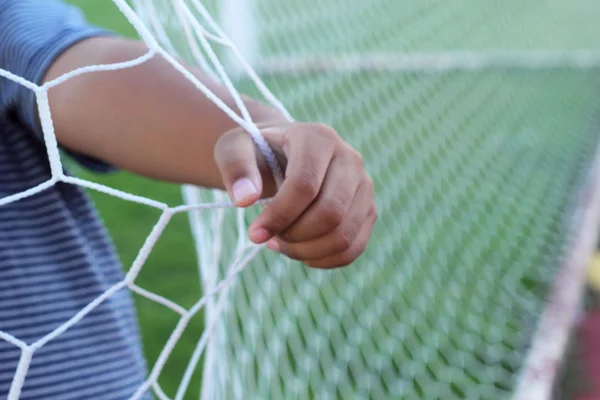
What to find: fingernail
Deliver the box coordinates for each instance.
[267,239,281,253]
[249,227,270,244]
[232,178,257,203]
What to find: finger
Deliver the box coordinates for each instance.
[245,124,290,198]
[278,151,363,243]
[270,179,372,260]
[214,129,263,207]
[249,124,336,243]
[304,205,377,269]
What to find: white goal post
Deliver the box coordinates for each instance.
[219,0,260,74]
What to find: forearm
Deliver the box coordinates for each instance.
[44,36,286,190]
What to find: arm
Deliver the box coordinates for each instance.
[1,0,376,269]
[44,36,286,193]
[0,0,283,192]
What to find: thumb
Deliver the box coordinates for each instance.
[214,129,264,207]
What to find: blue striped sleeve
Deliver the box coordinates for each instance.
[0,0,117,172]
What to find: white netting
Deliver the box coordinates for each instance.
[3,0,600,399]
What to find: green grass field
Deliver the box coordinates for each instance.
[66,1,600,399]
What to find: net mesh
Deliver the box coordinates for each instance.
[2,0,600,399]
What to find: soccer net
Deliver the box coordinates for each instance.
[2,0,600,399]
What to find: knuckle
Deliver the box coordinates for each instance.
[223,158,249,175]
[281,245,302,261]
[320,199,346,227]
[214,130,233,149]
[334,238,368,268]
[263,205,291,232]
[365,176,375,194]
[277,231,294,243]
[214,140,250,167]
[312,123,338,140]
[214,130,240,156]
[290,171,320,199]
[277,229,301,243]
[220,159,253,184]
[369,207,378,223]
[334,230,354,253]
[338,143,364,167]
[334,220,361,251]
[350,147,365,167]
[370,204,378,219]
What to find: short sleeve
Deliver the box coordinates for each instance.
[0,0,118,173]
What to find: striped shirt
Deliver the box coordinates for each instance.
[0,1,149,399]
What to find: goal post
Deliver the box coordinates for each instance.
[219,0,260,74]
[514,140,600,399]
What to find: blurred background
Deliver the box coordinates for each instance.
[65,1,600,399]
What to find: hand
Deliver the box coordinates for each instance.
[214,122,377,269]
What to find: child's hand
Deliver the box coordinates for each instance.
[214,122,377,269]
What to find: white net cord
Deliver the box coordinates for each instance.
[3,0,600,399]
[0,0,285,398]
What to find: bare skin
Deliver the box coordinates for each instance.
[44,37,377,269]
